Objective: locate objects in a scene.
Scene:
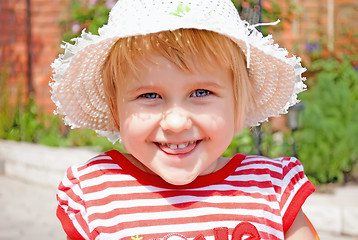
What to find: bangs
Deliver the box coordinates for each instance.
[107,29,244,79]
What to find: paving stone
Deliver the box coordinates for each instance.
[0,175,65,240]
[343,207,358,236]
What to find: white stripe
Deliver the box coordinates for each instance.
[245,155,284,164]
[90,206,281,228]
[77,163,122,177]
[60,175,84,198]
[281,178,307,215]
[83,181,278,202]
[57,191,90,239]
[80,172,136,188]
[87,194,279,214]
[57,190,87,214]
[77,155,112,167]
[181,183,278,196]
[282,164,303,186]
[236,161,282,173]
[189,183,271,192]
[72,219,90,240]
[226,174,282,188]
[83,183,167,199]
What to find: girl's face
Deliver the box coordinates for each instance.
[117,55,238,185]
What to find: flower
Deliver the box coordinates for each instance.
[71,21,81,33]
[131,235,143,240]
[105,0,116,9]
[89,0,98,6]
[305,42,320,52]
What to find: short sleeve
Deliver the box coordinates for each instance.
[57,166,91,240]
[277,157,315,233]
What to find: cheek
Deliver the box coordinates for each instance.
[203,114,234,132]
[119,111,160,139]
[199,106,236,138]
[213,101,236,139]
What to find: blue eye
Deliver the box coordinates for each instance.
[191,89,211,97]
[139,93,161,99]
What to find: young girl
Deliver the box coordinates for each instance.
[51,0,318,239]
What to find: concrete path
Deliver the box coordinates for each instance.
[0,175,65,240]
[0,140,357,240]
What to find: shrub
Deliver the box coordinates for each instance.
[60,0,111,43]
[0,63,124,152]
[296,57,358,184]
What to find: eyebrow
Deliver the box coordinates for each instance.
[125,85,160,96]
[189,79,227,90]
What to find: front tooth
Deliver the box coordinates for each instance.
[178,143,188,149]
[168,144,178,150]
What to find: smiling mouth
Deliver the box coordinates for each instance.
[155,140,200,154]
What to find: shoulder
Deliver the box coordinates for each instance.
[235,155,310,191]
[240,155,305,174]
[67,151,120,177]
[240,155,315,199]
[58,151,125,194]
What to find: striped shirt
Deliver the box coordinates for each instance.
[57,150,315,240]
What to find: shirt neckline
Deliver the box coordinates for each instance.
[106,150,246,189]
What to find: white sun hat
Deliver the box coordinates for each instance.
[50,0,306,143]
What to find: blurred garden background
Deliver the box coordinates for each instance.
[0,0,357,186]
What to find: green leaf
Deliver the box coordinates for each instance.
[169,4,191,17]
[177,4,191,14]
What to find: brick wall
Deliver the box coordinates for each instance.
[0,0,28,97]
[334,0,358,55]
[273,0,358,62]
[0,0,69,111]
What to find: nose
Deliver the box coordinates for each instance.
[160,108,192,133]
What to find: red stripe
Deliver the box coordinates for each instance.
[84,185,278,206]
[81,179,140,194]
[240,157,283,168]
[77,155,113,171]
[220,179,278,191]
[81,175,281,197]
[278,158,305,210]
[279,171,305,211]
[57,206,86,240]
[79,166,125,182]
[231,167,282,180]
[282,158,301,176]
[75,212,91,239]
[282,181,315,233]
[58,187,83,208]
[88,201,281,221]
[57,169,84,207]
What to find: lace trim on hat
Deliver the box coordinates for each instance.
[245,19,281,68]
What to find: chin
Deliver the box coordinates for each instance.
[161,172,198,186]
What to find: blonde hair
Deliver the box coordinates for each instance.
[103,29,252,131]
